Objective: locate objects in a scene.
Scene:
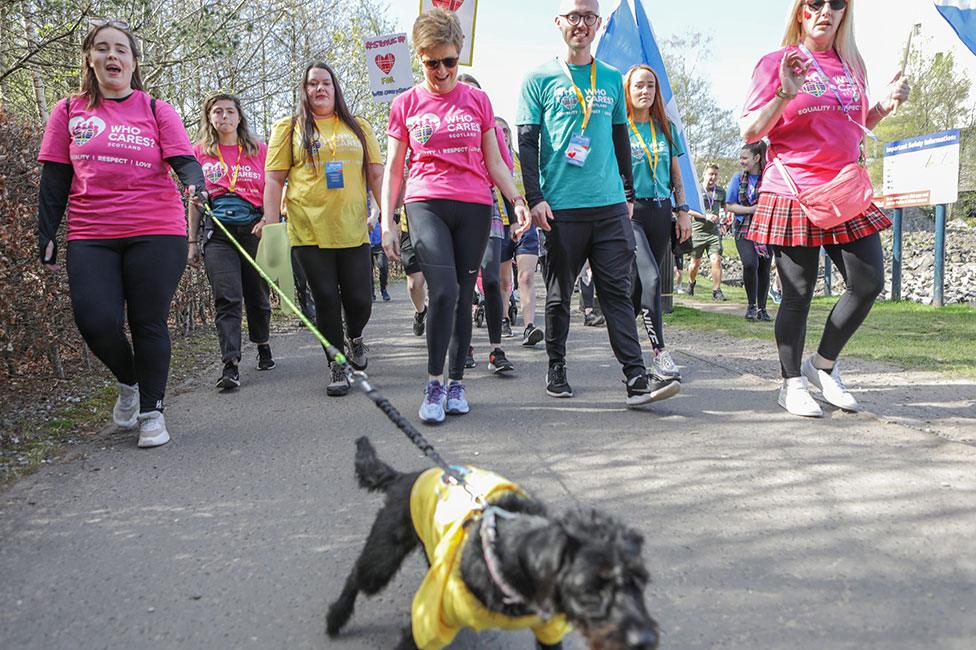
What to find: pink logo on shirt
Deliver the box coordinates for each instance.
[68,116,106,146]
[202,161,227,184]
[801,78,828,97]
[407,113,441,145]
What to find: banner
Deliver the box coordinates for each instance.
[364,33,414,104]
[596,0,703,213]
[934,0,976,56]
[419,0,479,66]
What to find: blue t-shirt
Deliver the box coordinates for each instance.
[629,120,683,200]
[369,220,381,246]
[517,58,628,211]
[726,172,761,224]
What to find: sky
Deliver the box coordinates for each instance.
[385,0,976,130]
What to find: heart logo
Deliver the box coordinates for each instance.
[567,151,576,159]
[432,0,464,10]
[802,78,828,97]
[68,116,106,146]
[202,161,227,184]
[630,143,645,161]
[406,113,441,146]
[375,54,395,75]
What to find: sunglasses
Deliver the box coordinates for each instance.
[805,0,847,11]
[560,12,600,26]
[90,18,131,30]
[422,57,459,70]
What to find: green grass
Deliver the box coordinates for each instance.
[669,286,976,378]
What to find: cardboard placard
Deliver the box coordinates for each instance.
[419,0,479,66]
[364,33,414,104]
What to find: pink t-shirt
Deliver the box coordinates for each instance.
[38,90,195,240]
[742,47,868,196]
[388,83,495,205]
[193,141,267,208]
[494,125,514,173]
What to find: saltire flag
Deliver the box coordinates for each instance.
[419,0,479,66]
[934,1,976,56]
[596,0,703,213]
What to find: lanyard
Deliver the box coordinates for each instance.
[704,186,716,211]
[557,58,597,132]
[797,44,877,141]
[215,144,244,193]
[628,117,658,173]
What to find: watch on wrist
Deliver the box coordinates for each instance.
[677,204,690,213]
[775,86,796,100]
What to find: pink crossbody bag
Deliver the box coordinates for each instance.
[772,154,874,230]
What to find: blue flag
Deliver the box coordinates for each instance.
[935,1,976,56]
[596,0,703,213]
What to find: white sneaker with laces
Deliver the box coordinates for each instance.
[652,350,681,381]
[777,377,824,418]
[137,410,171,448]
[112,382,139,428]
[801,356,860,411]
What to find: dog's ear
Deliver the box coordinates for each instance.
[521,523,570,607]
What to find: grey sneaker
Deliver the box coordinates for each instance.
[113,382,139,428]
[652,350,681,381]
[137,411,170,448]
[501,318,514,338]
[327,363,350,397]
[346,337,368,371]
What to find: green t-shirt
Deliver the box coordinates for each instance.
[629,120,683,200]
[517,58,628,211]
[693,184,725,236]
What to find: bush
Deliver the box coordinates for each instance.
[0,110,213,386]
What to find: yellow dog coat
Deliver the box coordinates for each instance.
[409,466,571,649]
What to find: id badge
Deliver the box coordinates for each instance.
[325,161,345,189]
[565,133,591,167]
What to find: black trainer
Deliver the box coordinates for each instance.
[412,307,427,337]
[546,363,573,398]
[501,318,513,338]
[583,311,605,327]
[488,348,514,374]
[256,344,275,370]
[712,288,727,301]
[625,373,680,407]
[745,305,758,321]
[522,323,544,347]
[217,362,240,390]
[464,345,477,369]
[757,308,772,322]
[687,281,696,296]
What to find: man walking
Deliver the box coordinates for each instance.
[687,163,727,301]
[517,0,680,406]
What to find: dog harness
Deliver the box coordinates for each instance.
[409,466,571,649]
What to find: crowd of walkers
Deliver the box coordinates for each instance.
[37,0,910,446]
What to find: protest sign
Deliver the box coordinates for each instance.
[364,33,414,104]
[419,0,478,66]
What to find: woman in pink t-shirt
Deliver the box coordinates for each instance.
[739,0,909,418]
[381,9,531,424]
[36,21,205,448]
[188,93,273,390]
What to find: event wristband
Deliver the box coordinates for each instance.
[775,86,796,100]
[873,101,891,117]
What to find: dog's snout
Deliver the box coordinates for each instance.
[626,627,659,649]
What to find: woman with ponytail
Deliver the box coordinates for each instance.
[726,141,773,322]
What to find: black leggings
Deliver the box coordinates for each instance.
[773,233,885,378]
[406,200,491,380]
[736,235,772,310]
[292,244,372,360]
[371,246,388,294]
[480,237,504,345]
[66,235,187,413]
[631,200,671,350]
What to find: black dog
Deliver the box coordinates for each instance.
[326,437,659,650]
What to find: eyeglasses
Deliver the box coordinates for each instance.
[805,0,847,11]
[89,18,130,30]
[560,13,599,26]
[421,57,459,70]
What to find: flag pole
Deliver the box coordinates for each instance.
[893,23,921,117]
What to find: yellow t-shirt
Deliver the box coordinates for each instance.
[494,152,525,227]
[265,115,381,248]
[409,467,571,650]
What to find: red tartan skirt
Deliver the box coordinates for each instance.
[746,192,891,248]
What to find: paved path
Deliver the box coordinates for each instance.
[2,280,975,649]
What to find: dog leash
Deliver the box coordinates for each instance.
[201,203,479,501]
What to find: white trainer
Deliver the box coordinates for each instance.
[801,356,860,412]
[112,383,139,428]
[137,411,171,448]
[777,377,824,418]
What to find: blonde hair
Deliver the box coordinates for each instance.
[781,0,866,85]
[412,8,464,55]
